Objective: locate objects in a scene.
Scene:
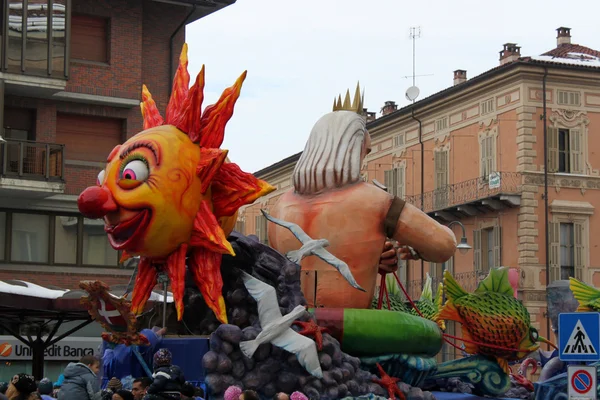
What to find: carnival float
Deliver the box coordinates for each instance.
[73,44,582,400]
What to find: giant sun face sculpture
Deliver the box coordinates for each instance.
[77,44,275,323]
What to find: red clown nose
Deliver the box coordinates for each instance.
[78,186,118,219]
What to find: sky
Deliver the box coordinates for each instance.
[185,0,600,174]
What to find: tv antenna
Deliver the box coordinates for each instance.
[406,26,430,103]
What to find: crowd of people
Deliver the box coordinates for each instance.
[0,350,204,400]
[222,386,309,400]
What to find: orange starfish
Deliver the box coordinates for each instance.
[372,363,405,400]
[292,319,330,351]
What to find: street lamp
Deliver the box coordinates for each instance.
[448,220,471,254]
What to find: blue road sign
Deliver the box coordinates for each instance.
[559,312,600,362]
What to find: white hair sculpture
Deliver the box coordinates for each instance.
[293,110,366,195]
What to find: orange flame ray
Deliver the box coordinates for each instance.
[190,248,228,324]
[196,148,228,194]
[198,71,247,149]
[165,244,188,321]
[119,251,133,264]
[165,43,191,126]
[190,201,235,256]
[131,257,157,315]
[140,85,164,130]
[177,65,206,143]
[211,163,276,218]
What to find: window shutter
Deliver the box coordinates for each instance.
[442,151,449,187]
[574,221,585,280]
[255,215,262,240]
[570,128,584,174]
[262,216,269,245]
[547,127,559,173]
[549,222,560,282]
[434,152,441,189]
[446,256,454,274]
[490,136,497,173]
[396,166,405,198]
[384,170,392,193]
[473,229,482,271]
[480,139,487,178]
[493,225,502,268]
[430,262,438,279]
[392,168,399,196]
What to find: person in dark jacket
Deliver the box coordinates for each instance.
[144,349,184,400]
[5,373,38,400]
[58,355,102,400]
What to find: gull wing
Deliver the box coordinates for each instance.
[312,248,365,292]
[261,209,312,244]
[271,329,323,378]
[241,272,282,328]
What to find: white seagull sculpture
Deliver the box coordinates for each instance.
[238,272,323,378]
[261,209,365,292]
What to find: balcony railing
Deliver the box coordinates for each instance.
[0,138,65,181]
[406,270,490,300]
[405,172,522,214]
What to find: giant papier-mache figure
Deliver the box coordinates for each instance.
[77,43,275,324]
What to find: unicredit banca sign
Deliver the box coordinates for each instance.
[0,336,102,361]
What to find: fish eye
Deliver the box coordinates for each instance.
[120,159,149,182]
[97,170,105,186]
[530,328,539,341]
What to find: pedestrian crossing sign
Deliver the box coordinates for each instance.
[559,312,600,362]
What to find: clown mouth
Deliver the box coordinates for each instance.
[105,209,151,250]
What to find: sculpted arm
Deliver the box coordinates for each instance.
[391,201,457,263]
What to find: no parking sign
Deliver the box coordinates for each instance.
[568,365,598,399]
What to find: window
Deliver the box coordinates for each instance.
[384,166,405,198]
[10,213,50,263]
[54,216,77,264]
[394,134,405,147]
[434,151,449,209]
[70,14,109,63]
[435,117,448,132]
[550,221,584,282]
[235,220,245,235]
[83,219,118,266]
[557,90,581,107]
[480,135,496,179]
[480,98,494,115]
[255,214,269,245]
[5,0,68,76]
[473,225,501,272]
[547,127,583,174]
[430,257,453,280]
[0,212,5,260]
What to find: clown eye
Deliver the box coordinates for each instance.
[97,170,105,185]
[121,159,149,181]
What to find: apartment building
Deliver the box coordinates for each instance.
[0,0,235,288]
[239,27,600,343]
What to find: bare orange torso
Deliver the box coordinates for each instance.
[268,182,392,309]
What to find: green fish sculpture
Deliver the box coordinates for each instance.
[439,267,556,375]
[570,277,600,311]
[372,273,445,330]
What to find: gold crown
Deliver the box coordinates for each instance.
[332,82,364,114]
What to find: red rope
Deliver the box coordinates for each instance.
[384,279,391,310]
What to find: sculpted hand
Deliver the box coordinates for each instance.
[378,241,399,274]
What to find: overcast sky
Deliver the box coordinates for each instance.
[185,0,599,174]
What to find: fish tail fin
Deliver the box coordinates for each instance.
[443,269,467,302]
[438,300,461,323]
[420,273,433,301]
[287,250,301,264]
[569,277,599,308]
[239,340,259,358]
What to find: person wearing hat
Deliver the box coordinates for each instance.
[37,379,55,400]
[5,373,38,400]
[144,349,185,400]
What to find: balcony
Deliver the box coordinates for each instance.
[0,138,65,197]
[1,0,69,97]
[406,172,522,221]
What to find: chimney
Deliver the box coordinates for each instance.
[381,101,397,116]
[557,26,571,46]
[453,69,467,86]
[363,108,377,123]
[499,43,521,65]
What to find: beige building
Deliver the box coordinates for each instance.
[238,27,600,345]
